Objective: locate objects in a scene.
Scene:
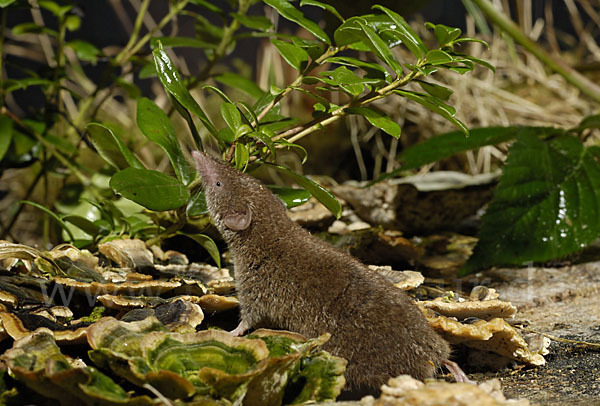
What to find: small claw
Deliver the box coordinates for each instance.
[229,319,250,336]
[442,359,476,384]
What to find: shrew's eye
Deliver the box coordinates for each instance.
[216,181,222,187]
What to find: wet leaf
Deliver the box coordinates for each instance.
[461,134,600,275]
[152,44,218,138]
[268,186,312,208]
[372,5,427,58]
[356,19,403,75]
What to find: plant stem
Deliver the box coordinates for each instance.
[116,0,189,65]
[275,69,422,145]
[255,46,344,125]
[470,0,600,103]
[114,0,151,65]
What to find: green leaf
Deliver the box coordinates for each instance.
[20,200,75,241]
[178,232,221,268]
[189,0,224,14]
[268,185,312,208]
[355,19,403,75]
[393,89,468,134]
[217,127,235,144]
[201,84,234,104]
[234,143,249,170]
[235,124,253,140]
[461,134,600,275]
[457,54,495,72]
[215,72,265,100]
[251,129,276,157]
[12,22,57,36]
[264,0,331,44]
[271,39,309,71]
[115,77,141,99]
[86,123,144,170]
[238,101,261,127]
[574,114,600,132]
[231,13,273,30]
[65,15,80,31]
[300,0,344,22]
[171,96,203,149]
[425,49,454,65]
[425,22,461,48]
[186,190,208,217]
[416,80,453,101]
[319,66,373,96]
[372,5,427,58]
[4,78,53,92]
[345,107,401,138]
[398,126,557,171]
[152,44,218,138]
[220,103,243,132]
[109,168,190,211]
[150,36,217,49]
[63,215,101,237]
[139,63,156,79]
[66,40,101,63]
[325,56,391,81]
[265,163,342,218]
[136,97,193,184]
[291,36,325,60]
[453,37,490,47]
[0,115,13,162]
[274,139,307,163]
[334,14,405,50]
[39,0,71,16]
[0,0,17,7]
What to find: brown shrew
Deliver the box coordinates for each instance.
[192,151,469,393]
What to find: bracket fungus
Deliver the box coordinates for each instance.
[1,329,156,405]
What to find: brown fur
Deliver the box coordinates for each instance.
[193,151,450,392]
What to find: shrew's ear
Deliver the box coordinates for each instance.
[224,204,252,231]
